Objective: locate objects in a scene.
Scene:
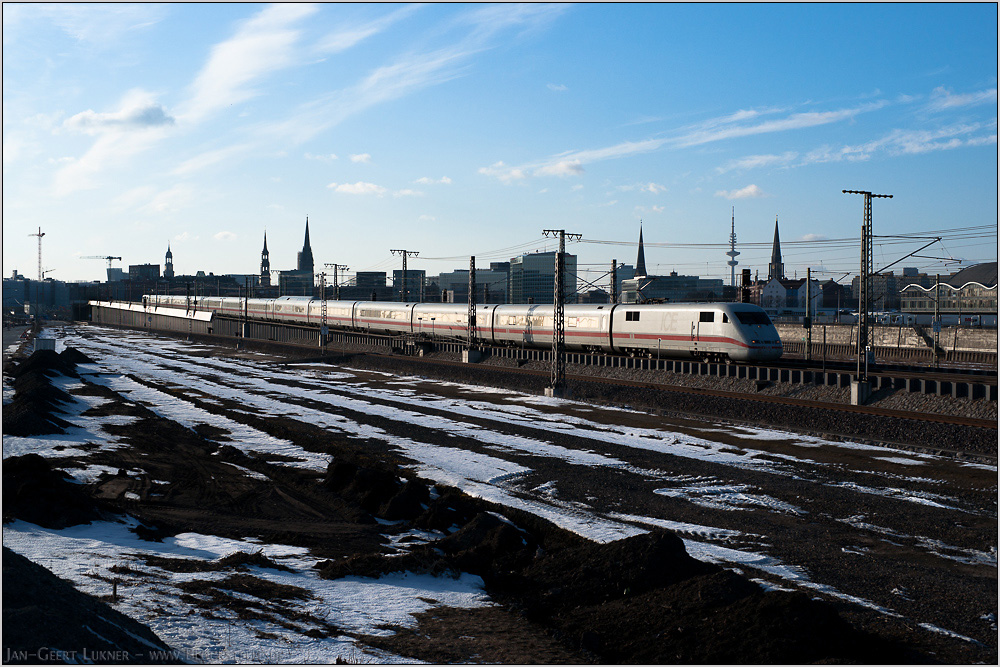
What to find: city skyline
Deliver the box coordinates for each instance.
[3,3,997,286]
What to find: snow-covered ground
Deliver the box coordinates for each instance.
[4,518,488,664]
[3,325,995,661]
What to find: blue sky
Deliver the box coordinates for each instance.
[3,2,997,288]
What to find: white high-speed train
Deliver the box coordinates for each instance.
[144,295,783,363]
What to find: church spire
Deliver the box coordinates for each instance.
[768,216,784,282]
[164,242,174,279]
[260,231,271,287]
[297,216,314,274]
[635,221,647,278]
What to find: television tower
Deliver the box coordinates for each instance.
[725,207,739,287]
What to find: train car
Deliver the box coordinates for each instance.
[490,304,611,351]
[609,302,781,362]
[140,295,782,362]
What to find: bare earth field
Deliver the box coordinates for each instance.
[3,323,996,664]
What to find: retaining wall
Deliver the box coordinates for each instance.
[776,323,997,353]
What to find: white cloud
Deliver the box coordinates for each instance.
[716,152,798,174]
[393,189,423,197]
[179,3,318,122]
[143,185,195,214]
[616,182,666,194]
[114,185,194,214]
[480,101,881,184]
[327,181,387,195]
[547,83,568,92]
[478,161,526,183]
[255,5,569,145]
[415,176,452,185]
[316,4,422,54]
[715,184,765,199]
[53,128,168,196]
[64,89,174,135]
[21,3,166,47]
[214,231,237,241]
[3,133,32,165]
[534,159,584,177]
[304,152,338,161]
[926,86,997,112]
[800,234,828,242]
[112,186,157,211]
[677,102,887,148]
[350,153,372,163]
[418,214,436,222]
[172,145,249,176]
[801,122,996,165]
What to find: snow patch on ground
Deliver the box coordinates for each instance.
[3,518,489,664]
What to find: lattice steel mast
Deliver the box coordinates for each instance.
[542,229,581,395]
[390,249,419,301]
[843,189,892,383]
[467,256,478,349]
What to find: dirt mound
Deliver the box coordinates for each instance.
[315,547,455,581]
[3,349,80,437]
[3,547,177,664]
[59,347,95,365]
[3,454,102,529]
[324,458,430,520]
[217,550,293,572]
[437,512,536,574]
[550,568,906,664]
[518,529,716,609]
[9,349,78,380]
[315,482,906,664]
[2,399,75,437]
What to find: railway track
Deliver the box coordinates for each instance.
[83,317,998,423]
[391,353,997,431]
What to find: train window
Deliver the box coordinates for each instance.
[734,311,772,325]
[625,311,639,322]
[722,313,729,323]
[699,312,714,323]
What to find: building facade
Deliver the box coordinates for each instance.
[392,269,427,302]
[899,262,998,318]
[128,264,160,282]
[760,277,822,316]
[507,251,577,304]
[437,264,510,304]
[620,272,724,304]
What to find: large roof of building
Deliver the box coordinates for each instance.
[947,261,997,288]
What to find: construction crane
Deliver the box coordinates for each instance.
[29,227,45,281]
[82,255,122,269]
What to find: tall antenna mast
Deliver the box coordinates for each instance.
[28,227,45,281]
[726,207,740,288]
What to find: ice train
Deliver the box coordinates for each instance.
[144,295,783,363]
